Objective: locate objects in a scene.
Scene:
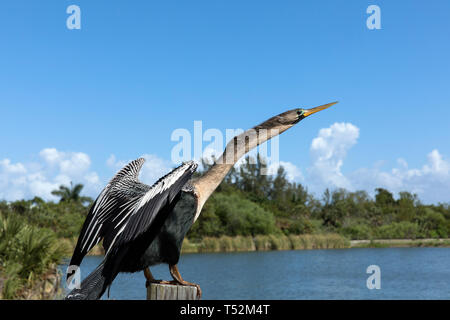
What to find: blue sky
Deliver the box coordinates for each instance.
[1,1,449,203]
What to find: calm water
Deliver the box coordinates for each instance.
[59,248,450,299]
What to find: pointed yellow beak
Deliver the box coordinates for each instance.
[303,101,338,118]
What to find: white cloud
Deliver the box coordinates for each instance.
[307,122,359,190]
[301,122,450,204]
[0,159,27,174]
[423,149,450,176]
[0,148,101,202]
[39,148,61,164]
[349,149,450,203]
[267,161,304,181]
[40,148,91,176]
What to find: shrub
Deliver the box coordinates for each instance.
[341,224,372,240]
[417,208,448,238]
[0,214,68,299]
[285,217,317,235]
[374,222,421,239]
[212,193,278,236]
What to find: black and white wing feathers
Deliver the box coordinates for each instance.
[68,158,147,269]
[67,158,197,276]
[102,160,197,255]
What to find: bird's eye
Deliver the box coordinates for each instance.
[297,109,304,116]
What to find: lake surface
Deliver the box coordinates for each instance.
[59,248,450,299]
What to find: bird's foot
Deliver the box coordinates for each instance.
[169,264,202,299]
[190,283,202,299]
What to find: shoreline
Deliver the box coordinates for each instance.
[60,235,450,257]
[350,238,450,248]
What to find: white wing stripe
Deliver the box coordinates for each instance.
[105,223,127,256]
[136,165,187,211]
[86,223,103,251]
[113,200,140,228]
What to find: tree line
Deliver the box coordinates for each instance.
[1,155,449,241]
[188,155,450,240]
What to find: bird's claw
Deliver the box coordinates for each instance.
[193,284,202,299]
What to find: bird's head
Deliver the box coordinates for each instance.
[256,101,338,134]
[289,101,338,124]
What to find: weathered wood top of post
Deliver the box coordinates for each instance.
[147,283,198,300]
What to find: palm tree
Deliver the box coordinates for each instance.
[51,182,92,204]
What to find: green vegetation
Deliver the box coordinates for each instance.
[189,156,450,241]
[0,183,90,298]
[0,197,91,239]
[1,155,449,298]
[0,214,67,299]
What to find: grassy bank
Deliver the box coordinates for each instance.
[59,234,350,257]
[181,233,350,253]
[350,238,450,248]
[61,234,450,256]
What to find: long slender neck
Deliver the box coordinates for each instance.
[192,111,296,216]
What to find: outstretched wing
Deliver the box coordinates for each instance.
[67,158,198,278]
[69,158,148,270]
[102,160,197,256]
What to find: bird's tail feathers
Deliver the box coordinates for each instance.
[64,262,108,300]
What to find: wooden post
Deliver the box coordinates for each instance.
[147,283,199,300]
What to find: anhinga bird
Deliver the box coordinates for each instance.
[65,101,337,300]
